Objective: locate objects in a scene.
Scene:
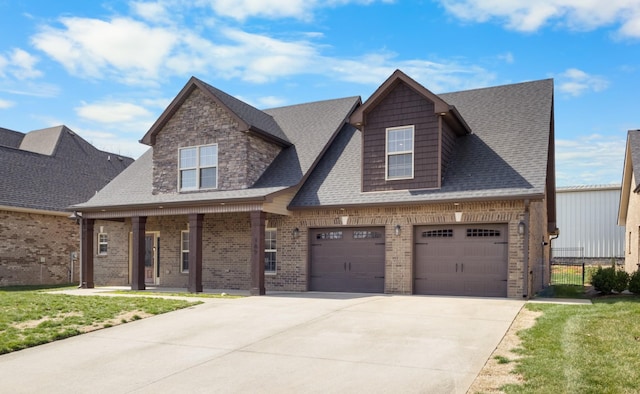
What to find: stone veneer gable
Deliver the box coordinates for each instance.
[152,88,282,194]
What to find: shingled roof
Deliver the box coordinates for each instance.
[0,126,133,212]
[289,78,554,208]
[73,96,360,209]
[141,77,290,147]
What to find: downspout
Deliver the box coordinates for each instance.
[523,200,530,299]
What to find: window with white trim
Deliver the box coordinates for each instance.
[179,144,218,191]
[97,233,108,255]
[265,228,276,274]
[386,125,414,180]
[181,230,189,273]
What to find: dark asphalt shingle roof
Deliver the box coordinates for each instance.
[0,126,134,212]
[289,79,554,208]
[0,127,24,148]
[74,96,360,209]
[197,79,290,144]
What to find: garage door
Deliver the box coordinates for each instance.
[414,224,508,297]
[310,227,385,293]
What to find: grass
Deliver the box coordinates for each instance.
[503,296,640,393]
[0,285,200,355]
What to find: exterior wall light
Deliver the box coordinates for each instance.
[394,224,401,236]
[518,221,526,235]
[292,227,300,239]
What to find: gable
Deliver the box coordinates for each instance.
[151,87,283,194]
[361,81,441,191]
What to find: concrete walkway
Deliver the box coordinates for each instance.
[0,290,524,394]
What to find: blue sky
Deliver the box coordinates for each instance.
[1,1,638,187]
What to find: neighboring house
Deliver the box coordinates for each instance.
[72,70,557,298]
[0,125,133,286]
[618,129,640,273]
[554,185,625,265]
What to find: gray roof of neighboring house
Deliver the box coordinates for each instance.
[73,95,360,209]
[289,78,554,208]
[0,127,24,148]
[0,126,134,212]
[628,130,640,191]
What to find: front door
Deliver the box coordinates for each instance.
[144,234,155,285]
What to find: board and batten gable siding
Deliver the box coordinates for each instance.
[152,88,282,194]
[555,185,625,258]
[362,81,440,192]
[440,118,457,181]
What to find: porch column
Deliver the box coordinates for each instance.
[131,216,147,290]
[250,210,266,296]
[80,218,95,288]
[188,213,204,293]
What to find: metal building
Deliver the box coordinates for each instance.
[554,185,625,262]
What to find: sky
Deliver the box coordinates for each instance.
[1,0,639,187]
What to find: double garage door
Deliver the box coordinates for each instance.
[309,224,508,297]
[310,227,385,293]
[414,224,508,297]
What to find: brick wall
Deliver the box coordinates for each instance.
[152,88,281,194]
[89,198,545,298]
[0,210,79,286]
[624,173,640,272]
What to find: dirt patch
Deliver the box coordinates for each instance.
[467,306,542,394]
[79,310,154,333]
[11,312,83,330]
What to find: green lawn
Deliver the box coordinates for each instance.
[0,286,200,355]
[504,296,640,393]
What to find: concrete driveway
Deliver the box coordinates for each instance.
[0,292,523,394]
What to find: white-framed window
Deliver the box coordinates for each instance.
[265,228,277,274]
[179,144,218,191]
[386,125,414,180]
[97,233,108,255]
[181,230,189,273]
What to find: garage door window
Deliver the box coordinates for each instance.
[466,228,501,237]
[422,229,453,238]
[316,231,343,240]
[353,231,382,239]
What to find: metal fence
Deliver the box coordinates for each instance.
[550,247,585,286]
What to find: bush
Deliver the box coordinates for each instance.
[629,271,640,294]
[591,267,616,294]
[592,266,630,294]
[613,270,630,293]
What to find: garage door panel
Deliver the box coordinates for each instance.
[414,224,508,297]
[310,227,385,293]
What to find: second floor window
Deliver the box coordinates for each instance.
[386,125,414,180]
[179,144,218,191]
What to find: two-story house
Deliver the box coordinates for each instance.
[71,70,557,298]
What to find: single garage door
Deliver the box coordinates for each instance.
[310,227,385,293]
[414,224,508,297]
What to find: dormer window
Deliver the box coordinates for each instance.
[179,144,218,191]
[386,125,414,180]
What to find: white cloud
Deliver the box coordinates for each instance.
[0,98,15,109]
[0,48,42,80]
[76,101,154,123]
[72,126,149,158]
[31,17,179,83]
[555,134,626,186]
[257,96,288,108]
[438,0,640,38]
[204,0,393,21]
[557,68,609,96]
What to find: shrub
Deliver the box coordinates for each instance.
[613,270,630,293]
[591,267,616,294]
[629,271,640,294]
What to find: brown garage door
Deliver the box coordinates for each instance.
[310,227,385,293]
[414,224,508,297]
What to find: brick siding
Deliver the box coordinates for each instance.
[90,199,544,298]
[0,210,79,286]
